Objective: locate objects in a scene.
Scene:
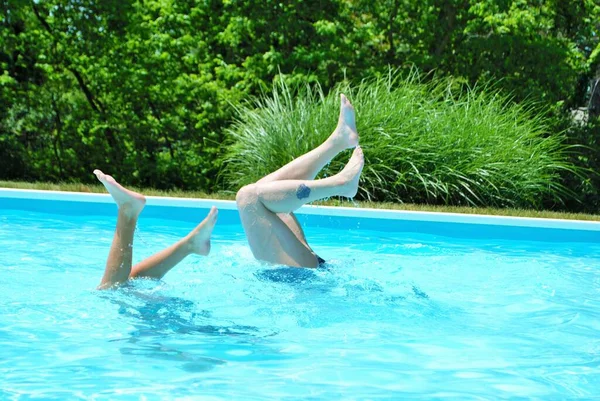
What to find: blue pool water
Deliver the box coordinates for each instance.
[1,200,600,399]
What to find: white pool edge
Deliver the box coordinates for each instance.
[1,188,599,232]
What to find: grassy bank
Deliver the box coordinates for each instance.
[2,180,598,222]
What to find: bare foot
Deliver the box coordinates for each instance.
[329,94,359,150]
[186,206,218,256]
[338,146,364,198]
[94,169,146,219]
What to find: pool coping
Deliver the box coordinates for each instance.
[1,188,599,232]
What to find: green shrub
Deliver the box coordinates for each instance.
[223,70,578,208]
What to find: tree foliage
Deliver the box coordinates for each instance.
[0,0,598,209]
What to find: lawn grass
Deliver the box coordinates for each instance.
[2,180,598,222]
[0,180,234,200]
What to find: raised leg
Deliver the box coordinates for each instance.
[95,170,146,290]
[129,207,218,280]
[257,94,359,184]
[254,147,364,214]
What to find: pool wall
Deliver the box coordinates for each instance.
[1,188,599,243]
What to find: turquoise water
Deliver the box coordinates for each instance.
[1,206,599,399]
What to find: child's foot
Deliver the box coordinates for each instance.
[338,146,364,198]
[329,94,359,150]
[94,169,146,219]
[187,206,219,256]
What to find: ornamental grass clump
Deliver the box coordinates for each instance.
[223,71,576,208]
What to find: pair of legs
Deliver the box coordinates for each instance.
[236,94,364,268]
[95,170,218,290]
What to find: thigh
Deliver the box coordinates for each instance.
[277,212,309,247]
[238,202,319,268]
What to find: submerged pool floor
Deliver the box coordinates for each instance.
[1,207,599,399]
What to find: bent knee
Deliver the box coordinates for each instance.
[236,184,259,208]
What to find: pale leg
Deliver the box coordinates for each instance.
[254,147,364,214]
[95,170,146,290]
[257,94,358,184]
[129,207,218,280]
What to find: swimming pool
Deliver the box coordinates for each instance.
[1,189,599,399]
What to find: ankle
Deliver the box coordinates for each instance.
[182,236,195,254]
[118,206,140,222]
[325,134,347,153]
[185,234,210,256]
